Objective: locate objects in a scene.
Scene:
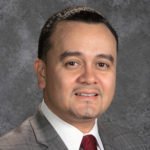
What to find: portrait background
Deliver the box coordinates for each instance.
[0,0,149,148]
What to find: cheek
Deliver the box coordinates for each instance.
[100,73,116,104]
[98,74,116,113]
[49,70,77,98]
[52,71,80,110]
[100,72,116,92]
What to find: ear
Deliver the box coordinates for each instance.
[34,59,46,89]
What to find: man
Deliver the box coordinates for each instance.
[0,6,147,150]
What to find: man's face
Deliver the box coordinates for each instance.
[42,21,117,124]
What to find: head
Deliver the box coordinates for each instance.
[34,6,118,129]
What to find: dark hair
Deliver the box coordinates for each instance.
[38,6,118,60]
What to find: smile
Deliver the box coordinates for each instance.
[75,93,98,97]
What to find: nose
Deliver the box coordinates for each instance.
[77,65,98,85]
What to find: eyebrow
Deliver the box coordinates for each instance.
[60,51,82,60]
[60,51,114,64]
[96,54,114,64]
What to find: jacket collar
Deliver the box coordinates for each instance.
[29,109,68,150]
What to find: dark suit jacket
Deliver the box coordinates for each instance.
[0,109,147,150]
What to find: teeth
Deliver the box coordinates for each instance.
[76,93,97,96]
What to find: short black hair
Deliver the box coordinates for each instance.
[38,6,118,61]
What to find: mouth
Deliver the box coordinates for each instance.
[74,91,99,102]
[73,87,101,101]
[74,89,100,99]
[75,93,98,97]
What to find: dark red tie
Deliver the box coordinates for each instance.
[81,135,97,150]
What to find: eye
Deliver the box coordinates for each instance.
[64,61,80,69]
[65,61,78,66]
[97,62,109,70]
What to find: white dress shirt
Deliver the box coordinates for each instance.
[41,100,104,150]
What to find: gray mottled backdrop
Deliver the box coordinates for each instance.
[0,0,149,148]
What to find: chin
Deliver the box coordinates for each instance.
[76,108,100,119]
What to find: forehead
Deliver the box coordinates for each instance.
[49,21,117,59]
[52,21,116,42]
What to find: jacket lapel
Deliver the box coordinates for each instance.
[29,109,68,150]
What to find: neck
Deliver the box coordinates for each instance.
[67,119,96,133]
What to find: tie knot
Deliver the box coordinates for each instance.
[81,135,97,150]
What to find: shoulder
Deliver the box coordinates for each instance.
[0,115,42,150]
[98,120,148,150]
